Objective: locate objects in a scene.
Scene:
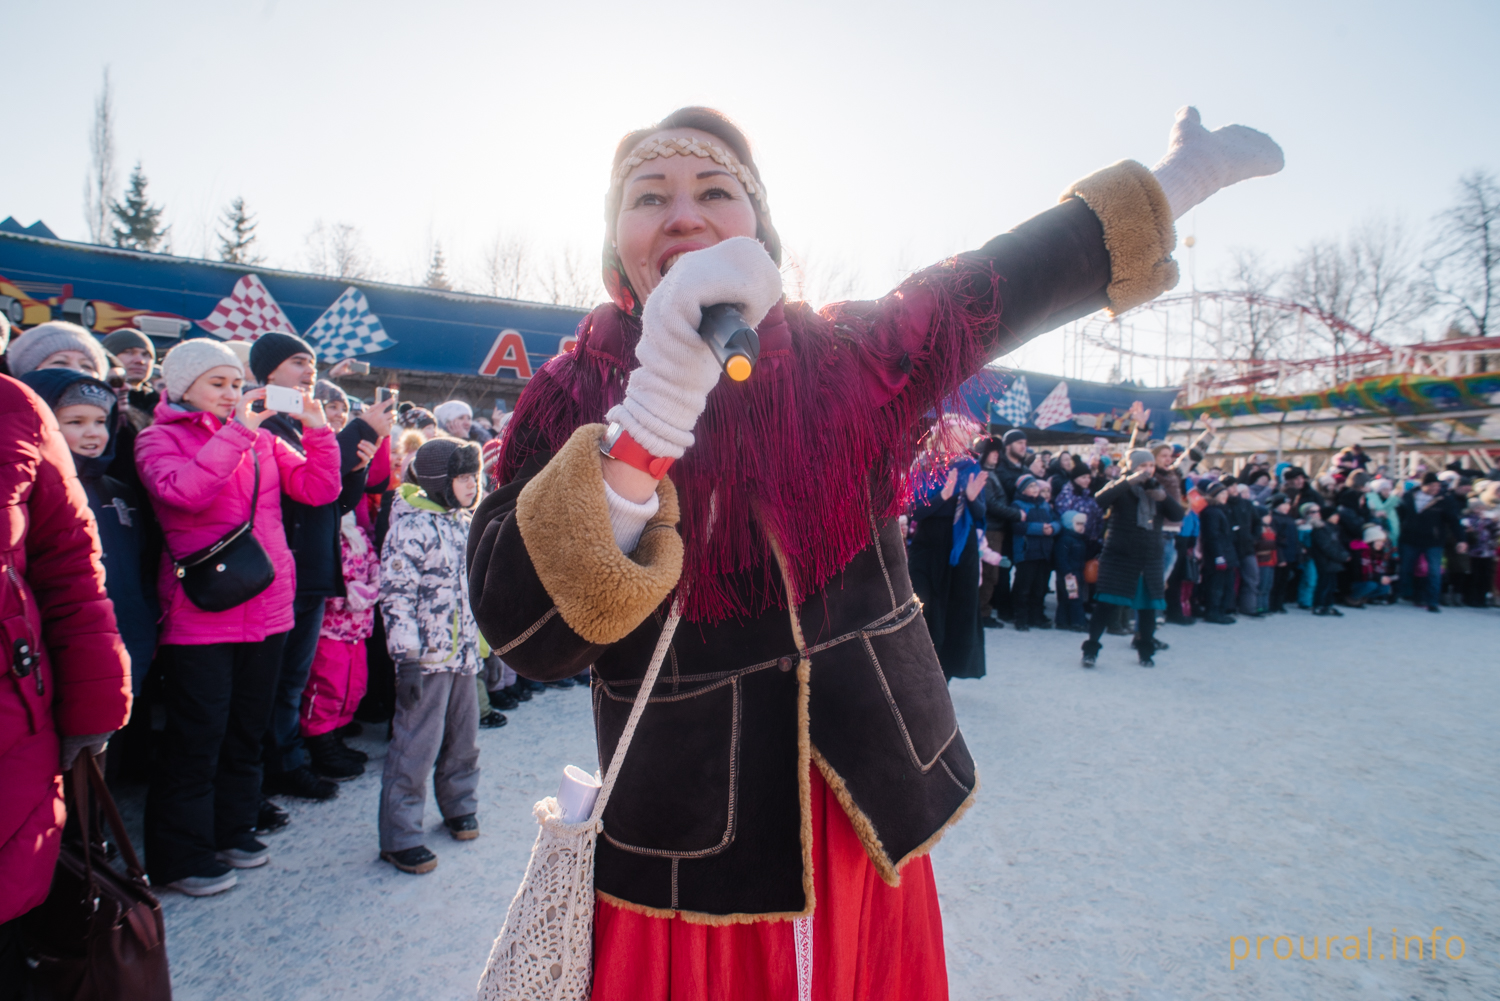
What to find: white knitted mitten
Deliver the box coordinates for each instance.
[607,237,783,459]
[1150,106,1284,220]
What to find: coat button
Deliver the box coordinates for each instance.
[777,656,794,672]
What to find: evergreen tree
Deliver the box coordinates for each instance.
[110,162,170,252]
[424,242,452,290]
[217,196,263,264]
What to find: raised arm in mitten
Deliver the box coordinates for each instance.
[859,108,1282,418]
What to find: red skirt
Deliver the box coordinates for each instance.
[590,765,948,1001]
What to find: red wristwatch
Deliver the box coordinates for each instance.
[600,421,674,480]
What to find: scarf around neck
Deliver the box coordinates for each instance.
[1130,480,1161,530]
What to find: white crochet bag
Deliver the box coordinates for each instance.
[476,599,682,1001]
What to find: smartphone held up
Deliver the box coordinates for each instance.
[265,385,305,414]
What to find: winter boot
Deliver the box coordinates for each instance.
[305,733,364,781]
[1081,640,1101,668]
[263,765,338,801]
[381,846,438,874]
[444,814,480,841]
[334,733,369,763]
[255,799,290,836]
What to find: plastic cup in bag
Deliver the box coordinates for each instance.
[557,764,601,823]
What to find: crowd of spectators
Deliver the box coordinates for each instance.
[906,422,1500,677]
[1,313,1497,987]
[0,314,565,975]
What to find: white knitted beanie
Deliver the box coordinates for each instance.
[163,339,245,401]
[6,321,109,377]
[433,399,472,429]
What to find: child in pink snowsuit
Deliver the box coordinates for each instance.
[300,511,380,765]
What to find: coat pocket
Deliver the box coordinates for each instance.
[858,608,959,772]
[1,614,48,734]
[594,673,740,857]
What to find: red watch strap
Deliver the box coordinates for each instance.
[603,426,674,480]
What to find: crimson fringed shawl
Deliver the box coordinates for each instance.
[495,253,1014,625]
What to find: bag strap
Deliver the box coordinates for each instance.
[589,594,682,823]
[70,756,100,897]
[246,445,260,528]
[165,441,261,566]
[73,753,149,882]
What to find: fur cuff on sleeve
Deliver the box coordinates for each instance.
[1061,160,1179,315]
[516,423,683,645]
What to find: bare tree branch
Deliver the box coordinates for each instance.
[540,246,602,309]
[1424,169,1499,338]
[82,68,117,244]
[1215,250,1290,363]
[305,220,380,280]
[783,251,865,309]
[474,232,532,299]
[1287,217,1431,366]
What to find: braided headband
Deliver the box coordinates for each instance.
[612,135,770,218]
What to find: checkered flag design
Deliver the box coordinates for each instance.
[1033,380,1074,429]
[304,287,396,362]
[198,274,295,340]
[989,374,1031,427]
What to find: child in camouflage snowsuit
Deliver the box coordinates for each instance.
[377,438,484,874]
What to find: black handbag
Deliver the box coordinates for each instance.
[25,754,173,1000]
[1184,550,1202,585]
[171,447,275,612]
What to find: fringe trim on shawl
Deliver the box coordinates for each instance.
[497,254,1008,626]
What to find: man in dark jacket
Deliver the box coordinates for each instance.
[1396,472,1466,612]
[1197,479,1236,623]
[1224,480,1261,617]
[1280,466,1323,513]
[972,435,1020,627]
[978,429,1028,624]
[1268,493,1299,613]
[1306,505,1350,615]
[250,333,393,798]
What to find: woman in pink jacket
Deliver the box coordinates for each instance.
[134,339,341,897]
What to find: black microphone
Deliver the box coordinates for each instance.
[698,303,759,382]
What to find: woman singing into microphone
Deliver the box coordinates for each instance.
[469,105,1281,999]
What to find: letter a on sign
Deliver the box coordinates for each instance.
[480,330,533,379]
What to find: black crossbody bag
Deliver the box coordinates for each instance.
[171,447,276,612]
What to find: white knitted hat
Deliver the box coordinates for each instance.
[433,399,472,429]
[6,321,109,377]
[163,339,244,401]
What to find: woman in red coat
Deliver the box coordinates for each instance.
[472,106,1281,999]
[0,317,132,990]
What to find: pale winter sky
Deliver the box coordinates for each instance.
[4,0,1498,376]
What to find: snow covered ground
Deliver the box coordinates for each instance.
[117,601,1499,1000]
